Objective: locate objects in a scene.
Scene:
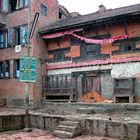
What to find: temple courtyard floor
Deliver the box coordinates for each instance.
[0,129,117,140]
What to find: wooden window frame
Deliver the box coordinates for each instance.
[13,59,20,78]
[0,60,10,79]
[54,51,65,61]
[112,41,137,55]
[80,44,101,58]
[8,24,28,47]
[0,31,8,49]
[9,0,28,13]
[40,3,47,16]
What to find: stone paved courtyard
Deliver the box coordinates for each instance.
[0,105,139,140]
[0,129,118,140]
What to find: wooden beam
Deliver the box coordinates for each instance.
[124,18,128,35]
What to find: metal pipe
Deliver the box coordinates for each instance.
[25,0,31,129]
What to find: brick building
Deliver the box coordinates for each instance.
[39,4,140,103]
[0,0,70,106]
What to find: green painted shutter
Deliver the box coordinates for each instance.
[20,25,28,45]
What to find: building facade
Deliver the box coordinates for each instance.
[0,0,69,106]
[40,4,140,103]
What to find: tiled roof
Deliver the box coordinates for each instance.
[39,4,140,34]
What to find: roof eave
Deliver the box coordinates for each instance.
[39,11,140,35]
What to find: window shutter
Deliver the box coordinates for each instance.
[20,25,28,45]
[0,33,4,48]
[1,0,9,13]
[8,28,15,47]
[16,0,24,9]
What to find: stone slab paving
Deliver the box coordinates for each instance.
[0,129,118,140]
[0,107,140,123]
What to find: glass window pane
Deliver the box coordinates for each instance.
[24,0,28,7]
[20,25,28,45]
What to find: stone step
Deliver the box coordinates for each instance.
[56,124,76,132]
[66,116,85,121]
[53,130,74,139]
[61,120,80,126]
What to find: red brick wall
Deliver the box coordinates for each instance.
[0,0,59,105]
[31,0,59,102]
[47,22,140,61]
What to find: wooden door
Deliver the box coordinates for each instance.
[83,74,99,95]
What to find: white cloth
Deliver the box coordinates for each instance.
[111,62,140,78]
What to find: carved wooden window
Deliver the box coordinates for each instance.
[86,45,97,55]
[120,42,135,52]
[81,44,101,57]
[48,48,71,63]
[54,52,64,61]
[46,74,71,89]
[112,41,137,55]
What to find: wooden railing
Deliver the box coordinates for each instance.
[42,74,76,101]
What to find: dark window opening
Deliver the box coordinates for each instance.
[14,59,20,78]
[81,44,101,57]
[59,11,62,19]
[0,60,10,79]
[0,32,4,48]
[46,95,69,100]
[127,45,132,51]
[113,41,136,54]
[0,62,3,79]
[40,4,47,16]
[121,42,136,52]
[5,60,10,79]
[124,43,134,52]
[0,31,8,49]
[48,48,71,63]
[7,25,28,47]
[86,45,97,55]
[9,0,28,13]
[116,97,129,103]
[15,28,20,45]
[54,52,64,61]
[9,0,17,13]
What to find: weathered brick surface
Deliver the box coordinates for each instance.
[45,116,64,131]
[0,0,59,106]
[107,121,125,139]
[93,119,107,137]
[126,122,139,140]
[30,115,45,129]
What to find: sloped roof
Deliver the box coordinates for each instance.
[39,3,140,34]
